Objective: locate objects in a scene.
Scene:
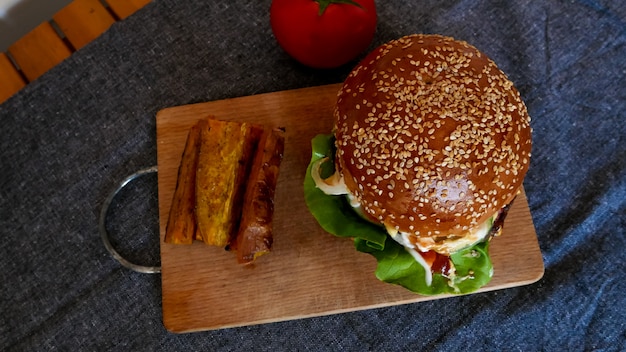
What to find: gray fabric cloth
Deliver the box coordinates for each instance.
[1,0,625,350]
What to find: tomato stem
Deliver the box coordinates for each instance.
[316,0,363,16]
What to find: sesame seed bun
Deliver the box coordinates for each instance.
[334,34,532,251]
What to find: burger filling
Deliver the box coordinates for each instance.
[384,217,494,286]
[312,157,498,286]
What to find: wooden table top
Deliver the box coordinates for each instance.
[0,0,151,104]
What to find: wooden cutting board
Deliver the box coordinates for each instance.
[156,84,544,333]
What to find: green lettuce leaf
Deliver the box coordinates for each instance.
[303,134,494,295]
[303,134,387,250]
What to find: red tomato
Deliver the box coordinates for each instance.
[270,0,377,69]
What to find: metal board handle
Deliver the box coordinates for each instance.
[99,166,161,274]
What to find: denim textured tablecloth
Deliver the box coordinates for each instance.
[1,0,624,350]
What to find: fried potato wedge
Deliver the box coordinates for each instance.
[164,119,204,244]
[195,118,263,247]
[165,116,285,264]
[233,128,285,264]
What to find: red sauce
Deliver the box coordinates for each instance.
[421,250,452,276]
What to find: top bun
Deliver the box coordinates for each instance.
[334,34,531,247]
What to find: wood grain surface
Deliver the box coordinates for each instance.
[0,53,26,103]
[8,22,72,82]
[53,0,116,50]
[157,84,544,333]
[0,0,153,105]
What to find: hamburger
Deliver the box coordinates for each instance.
[304,34,532,294]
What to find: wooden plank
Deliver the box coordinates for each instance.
[157,84,544,333]
[0,53,26,104]
[8,22,71,82]
[105,0,151,20]
[53,0,116,50]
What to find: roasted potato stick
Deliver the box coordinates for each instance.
[234,128,285,264]
[164,119,204,244]
[195,118,262,247]
[194,227,203,242]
